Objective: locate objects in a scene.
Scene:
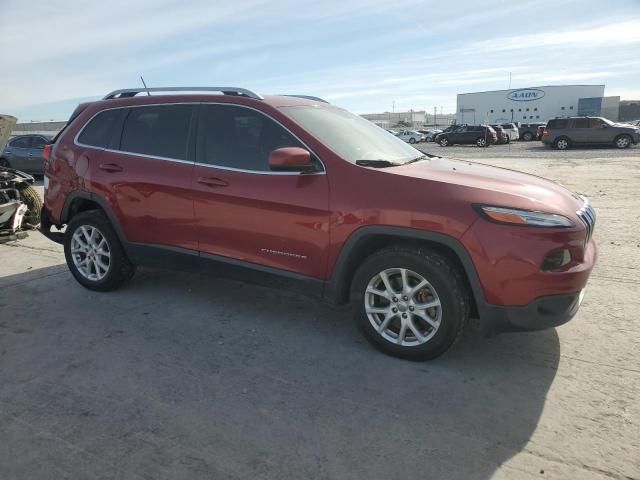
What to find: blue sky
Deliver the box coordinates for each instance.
[2,0,639,122]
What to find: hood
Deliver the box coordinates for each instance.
[391,156,585,216]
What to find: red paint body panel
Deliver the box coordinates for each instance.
[43,93,596,311]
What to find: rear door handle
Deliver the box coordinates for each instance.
[196,176,228,188]
[99,163,123,172]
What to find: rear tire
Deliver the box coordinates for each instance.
[0,158,11,168]
[409,137,416,144]
[351,245,470,361]
[522,132,533,141]
[64,210,135,291]
[614,134,632,149]
[554,137,570,150]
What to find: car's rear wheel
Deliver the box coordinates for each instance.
[21,185,42,228]
[351,246,469,360]
[554,137,570,150]
[614,134,632,149]
[64,210,135,291]
[522,132,533,141]
[439,137,449,147]
[0,158,11,168]
[476,137,487,147]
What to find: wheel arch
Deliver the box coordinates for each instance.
[61,191,129,247]
[324,226,485,317]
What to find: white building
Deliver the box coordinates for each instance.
[456,85,619,125]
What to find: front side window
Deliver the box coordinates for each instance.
[197,105,307,171]
[121,105,194,160]
[78,108,127,148]
[281,106,421,165]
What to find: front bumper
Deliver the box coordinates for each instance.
[482,290,584,335]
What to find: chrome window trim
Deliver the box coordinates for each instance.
[73,102,326,176]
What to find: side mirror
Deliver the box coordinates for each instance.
[268,147,315,172]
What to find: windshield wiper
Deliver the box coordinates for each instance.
[404,154,431,164]
[355,160,401,168]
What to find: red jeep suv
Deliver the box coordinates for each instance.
[41,87,597,360]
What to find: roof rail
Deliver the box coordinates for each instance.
[283,95,330,104]
[102,87,264,101]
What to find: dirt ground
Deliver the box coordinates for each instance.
[1,141,639,479]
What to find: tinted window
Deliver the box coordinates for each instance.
[574,118,589,128]
[121,105,194,160]
[197,105,306,171]
[79,109,127,148]
[547,119,568,129]
[10,137,30,148]
[31,137,48,149]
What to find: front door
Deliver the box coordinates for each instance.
[191,104,330,279]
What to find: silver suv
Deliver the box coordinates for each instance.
[542,116,640,150]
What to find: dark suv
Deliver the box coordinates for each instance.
[542,116,640,150]
[435,125,497,147]
[41,86,597,360]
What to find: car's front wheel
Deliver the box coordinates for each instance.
[522,132,533,141]
[439,137,449,147]
[0,158,11,168]
[64,210,135,291]
[614,134,632,149]
[351,246,469,360]
[476,137,487,147]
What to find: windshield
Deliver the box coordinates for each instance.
[280,106,422,164]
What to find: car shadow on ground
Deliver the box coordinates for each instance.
[1,265,560,479]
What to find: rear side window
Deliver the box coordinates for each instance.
[9,137,30,148]
[574,118,589,128]
[78,109,127,148]
[121,105,194,160]
[547,119,568,129]
[197,104,305,171]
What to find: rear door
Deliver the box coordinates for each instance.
[82,104,198,250]
[571,117,590,143]
[26,136,48,172]
[191,103,330,278]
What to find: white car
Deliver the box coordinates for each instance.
[499,123,519,141]
[395,129,424,144]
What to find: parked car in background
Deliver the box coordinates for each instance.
[537,125,546,140]
[499,123,519,141]
[542,116,640,150]
[1,134,52,174]
[418,129,442,142]
[491,125,510,144]
[518,122,546,141]
[40,85,597,360]
[395,129,424,144]
[435,125,497,147]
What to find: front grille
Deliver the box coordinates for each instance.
[577,197,596,243]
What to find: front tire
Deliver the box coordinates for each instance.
[21,185,42,228]
[522,132,533,141]
[614,134,632,149]
[476,137,487,147]
[439,137,449,147]
[64,210,135,291]
[0,158,11,168]
[351,246,469,361]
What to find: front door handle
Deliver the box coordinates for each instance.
[99,163,123,173]
[196,176,228,188]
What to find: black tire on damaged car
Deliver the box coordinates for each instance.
[351,245,470,361]
[21,185,42,228]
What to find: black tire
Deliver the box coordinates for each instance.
[409,137,416,144]
[554,137,570,150]
[64,210,135,291]
[0,158,11,168]
[505,136,511,144]
[476,137,488,147]
[351,245,470,361]
[21,185,42,228]
[522,132,533,141]
[614,134,632,149]
[439,137,449,147]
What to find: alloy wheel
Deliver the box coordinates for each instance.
[616,136,630,148]
[364,268,442,346]
[71,225,111,281]
[556,139,568,150]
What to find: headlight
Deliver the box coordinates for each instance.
[476,206,574,227]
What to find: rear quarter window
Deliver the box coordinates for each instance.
[547,119,568,129]
[78,108,128,148]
